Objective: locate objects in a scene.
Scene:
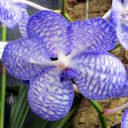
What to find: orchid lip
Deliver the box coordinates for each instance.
[58,62,67,69]
[120,10,128,23]
[57,58,69,70]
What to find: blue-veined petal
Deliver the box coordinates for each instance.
[110,0,122,27]
[67,17,117,52]
[110,0,128,50]
[0,0,24,28]
[28,68,74,121]
[118,78,128,97]
[70,51,126,100]
[27,10,70,58]
[0,8,22,28]
[18,10,29,37]
[110,0,128,27]
[2,37,50,80]
[110,9,118,27]
[116,24,128,50]
[0,0,28,28]
[121,109,128,128]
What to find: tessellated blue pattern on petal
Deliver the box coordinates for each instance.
[118,78,128,97]
[110,0,128,50]
[70,51,126,100]
[18,10,29,37]
[28,69,74,121]
[0,0,28,28]
[121,109,128,128]
[27,11,70,58]
[110,0,122,27]
[116,24,128,50]
[67,17,117,52]
[2,37,50,80]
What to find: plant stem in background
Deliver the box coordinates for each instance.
[0,24,6,128]
[104,102,128,115]
[88,100,108,128]
[61,0,72,22]
[13,0,60,13]
[85,0,89,19]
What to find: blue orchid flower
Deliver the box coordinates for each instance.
[2,10,127,121]
[110,0,128,50]
[0,0,29,36]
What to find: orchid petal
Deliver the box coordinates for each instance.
[110,9,118,27]
[70,51,126,100]
[121,109,128,128]
[116,24,128,50]
[118,78,128,97]
[0,0,24,28]
[28,68,74,121]
[18,10,29,37]
[110,0,122,27]
[67,17,117,52]
[110,0,128,50]
[2,37,50,80]
[27,10,70,58]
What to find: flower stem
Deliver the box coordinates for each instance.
[104,102,128,115]
[13,0,60,13]
[61,0,72,22]
[88,100,108,128]
[0,24,6,128]
[85,0,89,19]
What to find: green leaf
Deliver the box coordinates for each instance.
[9,86,29,128]
[27,113,52,128]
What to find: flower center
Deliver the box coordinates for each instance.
[59,62,67,69]
[57,52,70,70]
